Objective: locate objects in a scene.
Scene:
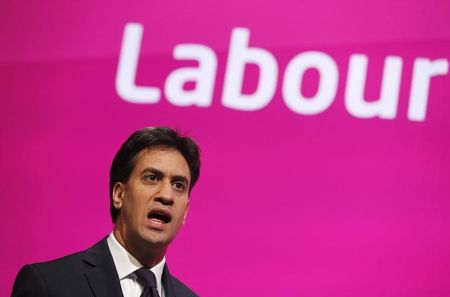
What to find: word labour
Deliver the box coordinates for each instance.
[116,23,449,122]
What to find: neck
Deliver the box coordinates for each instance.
[113,225,167,268]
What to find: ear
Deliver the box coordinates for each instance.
[112,182,126,210]
[182,200,190,225]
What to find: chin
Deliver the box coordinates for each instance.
[140,231,172,248]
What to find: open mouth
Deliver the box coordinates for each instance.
[147,209,172,224]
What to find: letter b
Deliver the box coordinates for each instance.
[222,28,278,111]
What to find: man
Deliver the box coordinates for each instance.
[12,126,201,297]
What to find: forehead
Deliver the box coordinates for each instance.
[132,147,191,180]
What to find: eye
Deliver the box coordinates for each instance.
[144,174,159,182]
[172,182,186,192]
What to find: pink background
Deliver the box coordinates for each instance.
[2,0,450,296]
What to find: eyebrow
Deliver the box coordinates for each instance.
[141,167,190,185]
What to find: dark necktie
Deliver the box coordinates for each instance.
[135,267,161,297]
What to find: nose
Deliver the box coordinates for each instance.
[155,181,174,206]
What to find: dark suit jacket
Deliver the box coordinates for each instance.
[11,237,198,297]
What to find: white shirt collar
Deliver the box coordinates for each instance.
[107,232,165,295]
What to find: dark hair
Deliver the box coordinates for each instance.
[109,126,201,223]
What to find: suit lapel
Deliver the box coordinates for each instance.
[162,264,176,297]
[82,238,124,297]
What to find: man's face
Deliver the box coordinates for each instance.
[112,147,191,251]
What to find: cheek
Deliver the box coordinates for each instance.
[123,194,147,219]
[177,204,189,224]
